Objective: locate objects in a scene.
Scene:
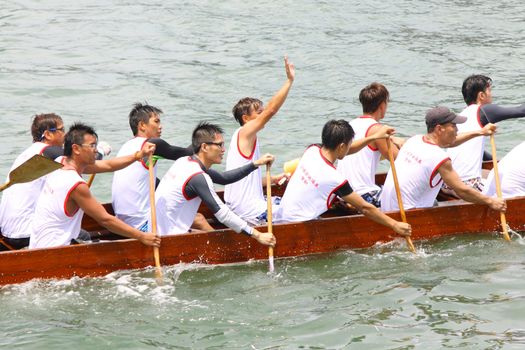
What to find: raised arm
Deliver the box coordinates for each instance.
[83,142,155,174]
[69,184,160,246]
[185,174,275,246]
[438,159,506,211]
[240,56,295,141]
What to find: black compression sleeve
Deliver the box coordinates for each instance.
[41,146,64,160]
[147,138,193,160]
[206,163,257,185]
[184,174,221,213]
[334,181,353,198]
[479,104,525,126]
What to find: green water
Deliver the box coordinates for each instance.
[2,235,525,348]
[1,0,525,348]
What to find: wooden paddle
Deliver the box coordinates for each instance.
[148,154,163,279]
[0,154,62,192]
[386,138,416,253]
[489,134,511,241]
[266,164,275,272]
[86,174,96,187]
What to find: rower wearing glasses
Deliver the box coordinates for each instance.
[155,122,276,247]
[29,123,160,249]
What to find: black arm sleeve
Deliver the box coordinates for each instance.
[206,163,257,185]
[147,138,193,160]
[334,181,353,198]
[41,146,64,160]
[479,104,525,126]
[185,174,221,213]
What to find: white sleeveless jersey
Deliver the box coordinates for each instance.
[447,104,484,181]
[277,145,348,222]
[111,137,156,228]
[381,136,450,211]
[337,116,381,195]
[224,127,266,221]
[155,157,206,236]
[29,169,86,248]
[0,142,50,239]
[483,141,525,198]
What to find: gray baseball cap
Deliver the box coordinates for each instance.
[425,106,467,129]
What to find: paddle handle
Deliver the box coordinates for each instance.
[0,181,10,192]
[387,138,416,253]
[490,134,511,241]
[148,154,163,278]
[86,174,96,187]
[266,164,275,272]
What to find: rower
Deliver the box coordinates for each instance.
[275,119,411,239]
[224,56,294,225]
[29,123,160,249]
[337,82,404,208]
[381,106,506,212]
[111,103,227,233]
[0,114,65,249]
[445,75,525,195]
[155,122,276,247]
[483,141,525,198]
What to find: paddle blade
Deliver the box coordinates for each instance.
[1,154,62,191]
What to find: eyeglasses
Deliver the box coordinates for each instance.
[205,141,225,148]
[39,127,65,140]
[78,143,98,149]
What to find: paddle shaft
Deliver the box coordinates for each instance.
[266,165,275,272]
[148,155,163,278]
[386,138,416,253]
[86,174,96,187]
[489,134,511,241]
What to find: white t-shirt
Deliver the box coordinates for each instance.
[447,104,485,181]
[337,116,381,195]
[224,128,266,221]
[155,157,206,235]
[29,169,86,248]
[0,142,50,239]
[483,141,525,198]
[112,137,155,228]
[381,135,450,211]
[277,145,349,222]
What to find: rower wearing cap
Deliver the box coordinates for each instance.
[381,106,506,212]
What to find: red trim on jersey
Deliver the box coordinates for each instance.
[359,115,375,119]
[317,146,336,169]
[476,105,483,128]
[182,171,205,200]
[326,180,349,209]
[429,157,450,188]
[422,135,438,146]
[365,123,381,151]
[236,131,257,160]
[39,144,49,155]
[64,181,86,217]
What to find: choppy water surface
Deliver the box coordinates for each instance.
[1,0,525,348]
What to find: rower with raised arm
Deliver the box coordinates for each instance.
[155,122,276,247]
[381,106,506,213]
[276,119,411,239]
[29,123,160,249]
[224,56,295,225]
[445,75,525,195]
